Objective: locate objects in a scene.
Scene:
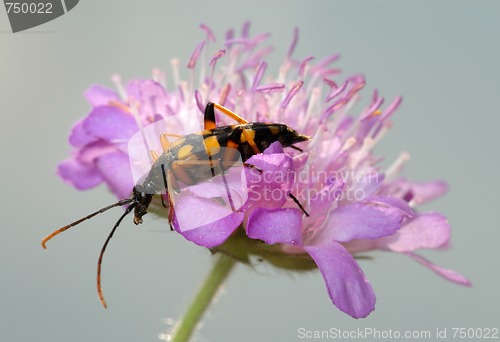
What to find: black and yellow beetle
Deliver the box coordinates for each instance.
[42,102,309,307]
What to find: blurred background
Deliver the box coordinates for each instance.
[1,1,499,341]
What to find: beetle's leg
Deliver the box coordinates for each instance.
[175,158,238,213]
[242,162,263,173]
[160,134,171,152]
[174,160,239,168]
[161,164,178,231]
[241,129,261,155]
[160,194,168,208]
[150,150,159,161]
[171,161,195,186]
[164,133,183,138]
[212,103,249,124]
[205,103,262,154]
[166,190,175,228]
[290,145,304,152]
[160,133,184,153]
[215,157,236,211]
[173,128,245,177]
[204,102,250,130]
[236,127,308,216]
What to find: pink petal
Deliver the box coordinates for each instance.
[367,196,416,218]
[315,201,403,244]
[173,195,244,248]
[382,178,448,205]
[125,80,170,119]
[409,180,449,204]
[349,172,384,200]
[68,118,98,147]
[342,240,378,254]
[308,178,344,218]
[244,147,294,210]
[407,252,472,286]
[304,242,376,318]
[83,106,138,143]
[58,158,103,190]
[376,212,450,252]
[247,208,303,245]
[84,85,119,106]
[96,151,134,199]
[263,141,284,154]
[181,163,248,212]
[75,141,118,165]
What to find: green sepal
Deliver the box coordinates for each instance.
[212,227,317,271]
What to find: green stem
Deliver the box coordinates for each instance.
[170,254,236,342]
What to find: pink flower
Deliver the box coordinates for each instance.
[58,23,470,318]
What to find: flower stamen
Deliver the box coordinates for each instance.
[385,151,411,181]
[111,74,127,101]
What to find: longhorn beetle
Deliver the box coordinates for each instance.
[42,102,310,308]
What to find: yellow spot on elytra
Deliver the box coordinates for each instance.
[203,136,221,155]
[177,144,193,160]
[370,110,382,117]
[240,129,256,143]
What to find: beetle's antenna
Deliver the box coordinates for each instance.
[41,198,134,249]
[97,202,136,309]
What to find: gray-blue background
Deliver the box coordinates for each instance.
[1,1,499,341]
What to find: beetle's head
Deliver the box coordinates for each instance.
[132,186,153,225]
[279,125,310,147]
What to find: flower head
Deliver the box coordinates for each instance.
[59,23,470,318]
